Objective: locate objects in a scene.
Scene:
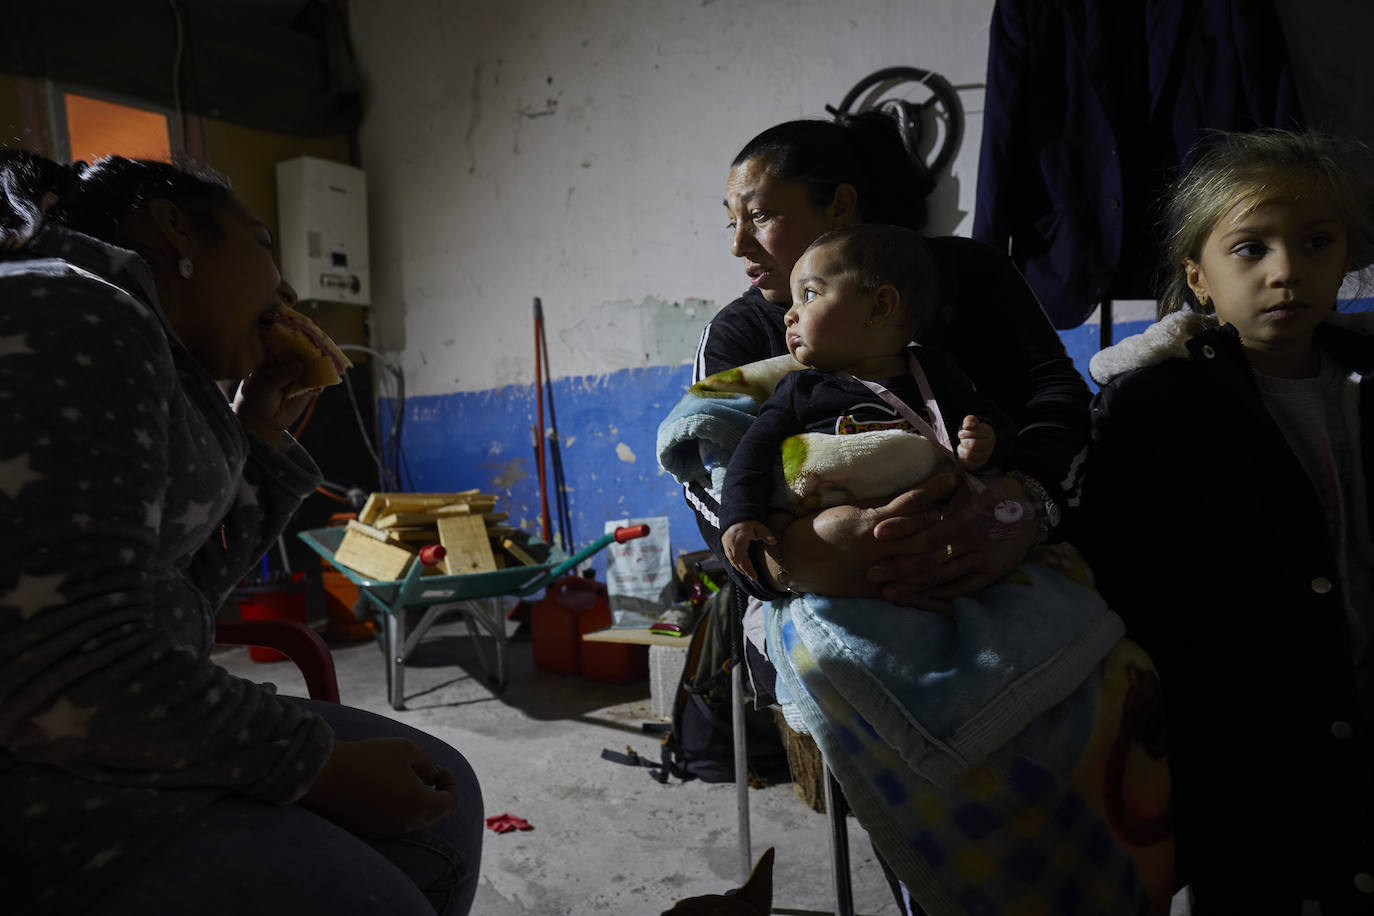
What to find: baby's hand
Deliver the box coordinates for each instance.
[722,520,776,581]
[956,415,996,470]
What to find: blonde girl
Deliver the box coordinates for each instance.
[1080,130,1374,915]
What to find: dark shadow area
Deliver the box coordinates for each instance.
[343,619,654,731]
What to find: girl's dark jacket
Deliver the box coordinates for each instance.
[1078,310,1374,907]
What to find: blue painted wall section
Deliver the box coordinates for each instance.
[379,364,703,578]
[380,298,1374,578]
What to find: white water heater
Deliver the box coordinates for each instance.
[275,156,371,306]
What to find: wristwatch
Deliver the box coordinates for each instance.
[1007,471,1060,544]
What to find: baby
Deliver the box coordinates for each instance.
[720,223,1012,583]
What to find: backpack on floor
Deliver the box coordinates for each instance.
[653,579,788,784]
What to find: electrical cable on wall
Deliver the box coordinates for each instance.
[338,343,410,492]
[166,0,187,153]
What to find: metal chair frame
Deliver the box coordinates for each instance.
[726,588,855,916]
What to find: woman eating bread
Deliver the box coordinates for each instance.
[0,151,483,916]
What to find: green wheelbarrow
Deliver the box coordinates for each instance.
[298,524,648,708]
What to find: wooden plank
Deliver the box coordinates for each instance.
[582,627,689,648]
[500,538,539,566]
[374,510,449,529]
[429,503,475,516]
[345,518,401,542]
[386,526,442,542]
[368,491,482,517]
[437,515,497,575]
[332,528,416,580]
[398,490,486,506]
[360,490,500,527]
[358,492,384,525]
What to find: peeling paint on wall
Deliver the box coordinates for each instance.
[647,296,716,365]
[486,459,529,489]
[555,296,722,376]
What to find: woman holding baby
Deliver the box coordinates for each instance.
[683,112,1097,916]
[691,111,1089,612]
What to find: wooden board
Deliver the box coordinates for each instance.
[359,490,491,524]
[582,627,690,648]
[357,492,384,525]
[374,510,452,529]
[437,515,497,575]
[436,498,497,510]
[500,537,539,566]
[332,528,417,580]
[385,526,444,543]
[429,503,476,517]
[345,518,401,543]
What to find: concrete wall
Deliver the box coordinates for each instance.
[351,0,1000,561]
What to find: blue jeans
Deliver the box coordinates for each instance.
[92,699,483,916]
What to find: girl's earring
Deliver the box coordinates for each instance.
[178,257,195,280]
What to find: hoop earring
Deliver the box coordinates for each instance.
[178,257,195,280]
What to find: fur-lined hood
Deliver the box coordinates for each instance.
[1088,309,1374,385]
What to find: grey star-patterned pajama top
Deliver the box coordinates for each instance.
[0,224,333,914]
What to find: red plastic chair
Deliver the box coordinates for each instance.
[215,619,340,703]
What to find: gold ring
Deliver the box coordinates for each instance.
[938,512,944,523]
[944,543,954,561]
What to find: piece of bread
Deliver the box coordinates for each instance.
[263,305,354,396]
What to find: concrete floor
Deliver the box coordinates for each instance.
[214,612,901,916]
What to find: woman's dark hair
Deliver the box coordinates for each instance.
[0,150,231,254]
[0,149,67,252]
[730,111,934,233]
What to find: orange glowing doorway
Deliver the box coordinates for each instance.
[64,92,172,163]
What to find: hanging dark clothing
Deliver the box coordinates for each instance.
[973,0,1304,329]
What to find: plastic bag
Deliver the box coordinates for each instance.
[603,515,671,627]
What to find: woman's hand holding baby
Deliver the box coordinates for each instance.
[751,471,1039,611]
[869,472,1036,610]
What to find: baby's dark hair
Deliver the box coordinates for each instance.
[1158,130,1374,317]
[806,223,938,334]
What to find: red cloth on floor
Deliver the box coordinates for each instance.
[485,813,533,833]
